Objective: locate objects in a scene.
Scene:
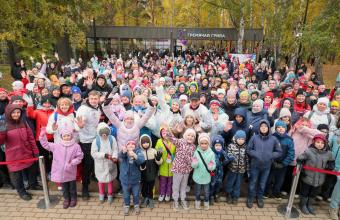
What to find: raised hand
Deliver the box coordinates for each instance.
[0,121,8,132]
[267,105,276,116]
[30,56,34,61]
[122,146,127,154]
[76,116,86,129]
[176,124,184,133]
[228,155,236,162]
[272,97,279,107]
[52,122,58,131]
[212,111,219,120]
[224,121,233,132]
[195,124,202,132]
[42,53,45,58]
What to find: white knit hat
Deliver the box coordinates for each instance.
[217,88,226,96]
[253,99,264,109]
[279,108,291,118]
[317,97,330,106]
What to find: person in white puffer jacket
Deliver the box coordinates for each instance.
[303,97,336,142]
[46,97,79,143]
[207,100,229,144]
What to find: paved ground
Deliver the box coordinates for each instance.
[0,192,335,220]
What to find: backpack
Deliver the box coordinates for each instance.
[96,135,113,152]
[307,110,332,125]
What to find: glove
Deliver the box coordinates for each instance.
[228,155,236,162]
[147,98,154,107]
[112,158,117,164]
[40,127,46,137]
[192,156,198,166]
[207,160,214,170]
[69,162,72,166]
[110,86,119,95]
[104,98,113,106]
[23,94,33,106]
[34,154,40,158]
[105,154,111,160]
[277,163,286,169]
[140,161,146,169]
[296,159,305,166]
[271,161,279,170]
[0,121,7,132]
[301,169,307,177]
[219,154,226,162]
[326,161,335,171]
[155,151,162,161]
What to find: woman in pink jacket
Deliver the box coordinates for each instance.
[281,117,322,198]
[39,123,84,209]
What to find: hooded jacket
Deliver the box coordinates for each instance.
[188,82,199,95]
[297,135,335,187]
[207,107,229,143]
[39,122,83,183]
[246,120,282,169]
[329,135,340,173]
[11,61,27,81]
[210,136,228,183]
[118,140,145,185]
[90,74,116,97]
[48,84,60,108]
[91,123,118,183]
[227,136,249,173]
[273,97,300,126]
[247,108,274,137]
[139,134,161,182]
[221,100,240,121]
[173,82,189,100]
[272,132,295,166]
[191,145,216,184]
[0,105,39,172]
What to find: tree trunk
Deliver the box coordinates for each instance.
[151,0,155,26]
[135,0,139,26]
[277,0,287,66]
[237,5,245,54]
[162,10,165,26]
[259,7,265,59]
[7,40,15,65]
[170,0,174,27]
[314,49,323,84]
[289,0,304,69]
[222,9,225,28]
[108,1,113,26]
[123,0,127,26]
[247,0,253,53]
[273,3,277,62]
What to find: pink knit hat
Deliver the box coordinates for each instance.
[198,133,211,145]
[227,89,236,98]
[124,110,134,120]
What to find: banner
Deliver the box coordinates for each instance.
[230,54,257,64]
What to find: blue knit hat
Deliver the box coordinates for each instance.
[275,120,287,131]
[235,130,246,140]
[122,90,131,100]
[212,135,224,147]
[71,86,82,95]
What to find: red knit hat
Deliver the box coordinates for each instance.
[143,80,151,86]
[264,92,273,100]
[314,138,325,144]
[0,88,8,94]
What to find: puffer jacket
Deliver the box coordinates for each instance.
[156,86,183,131]
[207,108,229,144]
[298,143,335,187]
[181,103,212,131]
[155,127,176,177]
[118,143,145,185]
[0,105,39,172]
[191,146,216,184]
[246,119,282,169]
[91,123,118,183]
[139,134,161,182]
[103,103,155,153]
[227,137,249,173]
[27,105,54,141]
[168,132,196,175]
[239,101,252,112]
[74,99,101,144]
[247,108,274,137]
[294,101,311,118]
[221,100,240,121]
[329,135,340,172]
[273,97,300,126]
[39,123,83,183]
[272,132,295,166]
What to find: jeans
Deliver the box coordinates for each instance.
[12,163,39,196]
[81,143,94,188]
[300,180,320,199]
[264,166,287,194]
[225,170,245,198]
[247,164,271,199]
[195,183,210,202]
[330,179,340,209]
[122,182,140,206]
[61,180,77,200]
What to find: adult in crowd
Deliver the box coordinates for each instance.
[207,100,229,142]
[247,99,275,136]
[273,97,300,126]
[294,88,311,118]
[221,89,239,121]
[11,59,27,81]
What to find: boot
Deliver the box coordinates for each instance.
[98,194,105,204]
[82,188,89,201]
[209,195,214,205]
[299,196,309,215]
[214,193,221,203]
[226,193,232,204]
[329,207,339,220]
[107,195,113,205]
[246,198,253,209]
[307,197,317,215]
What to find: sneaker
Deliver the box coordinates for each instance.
[316,196,324,201]
[158,195,165,202]
[195,200,201,210]
[23,181,30,190]
[226,193,232,204]
[204,201,209,211]
[149,199,154,210]
[281,191,288,196]
[82,188,89,201]
[48,172,51,180]
[134,205,141,215]
[209,195,214,205]
[124,205,130,215]
[273,193,282,201]
[165,194,171,202]
[186,185,191,193]
[329,207,339,220]
[246,198,253,209]
[70,198,77,207]
[118,188,123,196]
[173,201,180,212]
[37,176,42,183]
[214,194,221,203]
[263,192,269,199]
[181,200,190,210]
[3,182,15,190]
[327,198,332,203]
[294,194,300,199]
[140,197,149,208]
[63,200,70,209]
[31,185,43,190]
[232,197,238,205]
[257,198,264,208]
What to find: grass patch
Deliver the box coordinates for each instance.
[0,65,12,92]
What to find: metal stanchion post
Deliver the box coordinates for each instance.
[37,156,59,209]
[277,165,302,218]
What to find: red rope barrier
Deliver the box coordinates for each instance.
[0,158,38,165]
[293,166,340,176]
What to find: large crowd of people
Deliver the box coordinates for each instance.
[1,49,340,219]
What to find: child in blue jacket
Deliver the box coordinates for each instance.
[119,138,145,216]
[263,121,295,201]
[246,119,282,209]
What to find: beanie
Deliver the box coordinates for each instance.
[212,135,225,148]
[275,120,287,131]
[227,89,236,99]
[279,108,291,118]
[235,130,246,140]
[124,110,134,120]
[185,109,195,118]
[314,137,325,145]
[12,81,24,91]
[253,99,264,109]
[99,127,110,137]
[126,138,137,147]
[317,124,329,131]
[10,95,24,104]
[25,83,36,92]
[331,100,339,107]
[172,99,181,106]
[264,92,274,101]
[71,86,82,95]
[317,97,330,106]
[183,128,196,140]
[217,88,226,96]
[122,90,131,100]
[334,89,340,96]
[112,94,121,103]
[296,88,307,97]
[239,79,246,85]
[150,95,157,101]
[179,95,188,101]
[140,135,151,148]
[41,96,51,105]
[0,88,8,94]
[240,91,249,99]
[210,100,221,108]
[198,133,210,145]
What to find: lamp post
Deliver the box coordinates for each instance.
[295,0,309,75]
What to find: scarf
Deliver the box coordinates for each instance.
[61,139,75,147]
[189,103,200,111]
[123,122,134,129]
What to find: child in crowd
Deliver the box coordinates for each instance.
[246,120,282,209]
[209,135,229,205]
[225,130,248,204]
[39,124,84,209]
[119,138,145,216]
[161,122,196,212]
[139,134,162,209]
[263,121,295,201]
[155,126,176,202]
[109,94,126,121]
[297,134,335,215]
[91,123,118,205]
[191,133,216,210]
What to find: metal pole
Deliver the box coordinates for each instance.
[253,33,256,54]
[94,17,97,57]
[170,31,173,55]
[277,165,302,218]
[295,0,309,75]
[37,156,59,210]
